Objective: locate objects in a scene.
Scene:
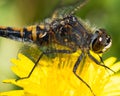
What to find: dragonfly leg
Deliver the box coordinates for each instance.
[88,52,115,73]
[16,49,75,81]
[15,53,44,81]
[73,52,95,96]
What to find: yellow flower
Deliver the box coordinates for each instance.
[1,50,120,96]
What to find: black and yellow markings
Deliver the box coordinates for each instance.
[0,24,47,42]
[0,26,22,38]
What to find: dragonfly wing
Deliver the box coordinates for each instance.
[52,0,89,18]
[19,43,42,63]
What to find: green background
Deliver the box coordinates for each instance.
[0,0,120,91]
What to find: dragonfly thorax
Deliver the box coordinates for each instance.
[50,15,93,50]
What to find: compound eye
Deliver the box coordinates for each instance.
[90,29,112,53]
[102,36,112,52]
[91,36,103,53]
[106,36,111,45]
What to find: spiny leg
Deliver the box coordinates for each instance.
[16,53,44,81]
[73,52,95,96]
[16,49,75,81]
[98,55,104,64]
[98,55,109,72]
[88,52,115,73]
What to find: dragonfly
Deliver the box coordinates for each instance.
[0,0,114,95]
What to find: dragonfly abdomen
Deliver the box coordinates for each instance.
[0,26,31,42]
[0,25,49,43]
[0,26,21,38]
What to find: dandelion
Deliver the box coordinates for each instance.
[1,50,120,96]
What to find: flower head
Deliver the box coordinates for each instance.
[1,50,120,96]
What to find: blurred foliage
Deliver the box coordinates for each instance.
[0,0,120,91]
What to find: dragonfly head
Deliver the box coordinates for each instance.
[90,29,112,53]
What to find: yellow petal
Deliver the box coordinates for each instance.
[1,51,120,96]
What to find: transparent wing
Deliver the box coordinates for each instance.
[52,0,89,18]
[18,43,67,64]
[19,43,42,63]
